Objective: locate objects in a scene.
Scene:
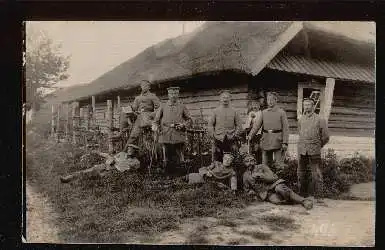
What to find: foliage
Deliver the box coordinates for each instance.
[25,26,70,111]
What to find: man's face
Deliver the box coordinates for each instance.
[303,100,314,113]
[258,97,265,106]
[251,101,260,111]
[126,147,135,156]
[141,83,150,93]
[168,91,179,102]
[220,93,231,106]
[267,95,277,107]
[222,154,234,167]
[244,157,256,168]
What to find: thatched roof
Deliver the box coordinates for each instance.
[51,21,374,103]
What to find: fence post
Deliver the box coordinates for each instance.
[56,104,61,142]
[72,102,80,145]
[65,103,70,141]
[91,96,96,128]
[84,106,90,131]
[107,100,114,153]
[51,104,56,138]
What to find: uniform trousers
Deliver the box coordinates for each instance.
[298,153,323,198]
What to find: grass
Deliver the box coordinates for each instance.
[234,229,272,240]
[26,127,374,243]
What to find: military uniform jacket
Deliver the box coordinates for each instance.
[208,106,242,142]
[249,106,289,151]
[132,92,160,127]
[106,152,140,172]
[298,112,330,155]
[243,164,285,200]
[154,100,192,144]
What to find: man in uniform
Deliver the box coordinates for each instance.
[152,86,192,174]
[297,98,330,199]
[242,154,313,210]
[60,144,140,183]
[208,89,242,162]
[182,153,237,192]
[125,80,160,147]
[244,100,263,163]
[247,92,289,168]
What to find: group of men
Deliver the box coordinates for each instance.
[61,79,330,210]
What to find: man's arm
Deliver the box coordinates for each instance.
[248,112,262,140]
[259,165,279,183]
[152,94,161,113]
[153,104,163,127]
[131,96,139,112]
[208,110,216,138]
[281,110,290,145]
[234,110,243,137]
[320,117,330,147]
[182,104,193,127]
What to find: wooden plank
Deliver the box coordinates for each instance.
[321,78,335,121]
[72,102,80,144]
[329,115,375,123]
[331,107,375,116]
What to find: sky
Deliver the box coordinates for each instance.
[26,21,375,91]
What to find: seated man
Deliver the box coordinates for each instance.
[182,153,237,192]
[60,144,140,183]
[242,154,313,210]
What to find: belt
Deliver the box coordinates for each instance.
[262,129,282,133]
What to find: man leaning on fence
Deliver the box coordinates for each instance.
[208,89,242,162]
[297,98,330,200]
[152,86,192,174]
[125,80,160,147]
[247,92,289,169]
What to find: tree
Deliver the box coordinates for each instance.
[25,26,70,111]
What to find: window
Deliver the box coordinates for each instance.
[297,81,325,119]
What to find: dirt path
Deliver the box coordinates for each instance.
[153,199,375,246]
[26,182,60,243]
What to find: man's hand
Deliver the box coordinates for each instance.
[151,124,158,132]
[281,143,288,151]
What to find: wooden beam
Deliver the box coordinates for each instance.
[107,100,114,153]
[297,85,303,120]
[322,78,335,121]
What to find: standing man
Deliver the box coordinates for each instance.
[125,80,160,147]
[297,98,329,200]
[247,92,289,169]
[244,100,263,163]
[152,87,192,174]
[208,89,242,162]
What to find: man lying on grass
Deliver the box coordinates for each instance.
[181,152,237,193]
[242,154,313,210]
[60,144,140,183]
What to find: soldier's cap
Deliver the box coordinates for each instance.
[243,154,256,163]
[219,89,231,95]
[126,144,139,150]
[167,86,180,92]
[223,152,234,159]
[140,80,151,87]
[257,91,265,99]
[303,98,315,104]
[267,91,278,98]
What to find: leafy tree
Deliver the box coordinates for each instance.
[25,26,70,111]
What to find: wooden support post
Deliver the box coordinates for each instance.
[321,77,335,121]
[297,85,303,120]
[56,104,61,142]
[65,103,70,140]
[51,104,56,138]
[84,106,90,131]
[107,100,114,153]
[72,102,80,144]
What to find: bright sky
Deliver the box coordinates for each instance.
[26,21,374,90]
[27,21,205,89]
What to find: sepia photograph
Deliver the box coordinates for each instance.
[24,21,375,245]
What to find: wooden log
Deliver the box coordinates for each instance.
[107,100,114,154]
[321,78,335,121]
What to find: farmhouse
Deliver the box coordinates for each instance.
[52,21,375,158]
